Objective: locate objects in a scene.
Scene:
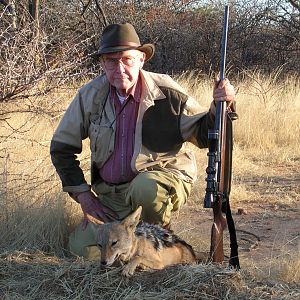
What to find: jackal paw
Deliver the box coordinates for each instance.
[122,264,136,277]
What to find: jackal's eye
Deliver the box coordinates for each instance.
[111,240,118,247]
[97,243,102,249]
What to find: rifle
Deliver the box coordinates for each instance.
[204,5,240,269]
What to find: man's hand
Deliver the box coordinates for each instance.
[77,191,117,229]
[213,77,235,103]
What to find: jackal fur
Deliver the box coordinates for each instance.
[89,206,197,276]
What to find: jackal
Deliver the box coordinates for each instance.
[89,206,197,276]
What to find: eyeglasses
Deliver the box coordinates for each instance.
[102,56,138,70]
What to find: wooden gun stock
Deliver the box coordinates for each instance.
[210,99,228,263]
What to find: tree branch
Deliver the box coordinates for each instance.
[94,0,108,27]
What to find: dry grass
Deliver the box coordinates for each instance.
[1,251,299,299]
[0,70,299,298]
[176,69,300,161]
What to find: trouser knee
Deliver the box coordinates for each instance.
[127,174,161,222]
[127,171,186,226]
[68,223,101,260]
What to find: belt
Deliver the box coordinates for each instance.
[104,181,129,187]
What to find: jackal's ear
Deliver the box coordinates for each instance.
[86,214,104,236]
[89,222,100,235]
[86,213,105,225]
[122,206,142,229]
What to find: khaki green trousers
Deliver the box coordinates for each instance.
[68,170,192,259]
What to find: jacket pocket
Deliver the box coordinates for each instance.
[89,121,114,167]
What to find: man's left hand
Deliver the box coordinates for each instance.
[213,78,235,103]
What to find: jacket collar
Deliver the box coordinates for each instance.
[140,70,166,106]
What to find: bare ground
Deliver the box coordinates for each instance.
[173,164,300,274]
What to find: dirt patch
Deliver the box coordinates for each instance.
[172,168,300,271]
[173,203,300,264]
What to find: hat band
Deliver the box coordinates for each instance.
[100,41,141,50]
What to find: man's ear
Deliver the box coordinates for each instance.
[122,206,142,229]
[139,51,146,69]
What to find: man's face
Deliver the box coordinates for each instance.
[101,50,145,96]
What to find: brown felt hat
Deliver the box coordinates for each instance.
[97,23,155,61]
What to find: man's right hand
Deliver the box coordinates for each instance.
[77,191,118,229]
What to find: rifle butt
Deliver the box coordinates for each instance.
[210,197,227,263]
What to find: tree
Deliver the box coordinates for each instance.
[28,0,40,28]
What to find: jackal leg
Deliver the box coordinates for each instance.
[122,256,164,277]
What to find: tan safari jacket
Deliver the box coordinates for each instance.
[50,70,216,194]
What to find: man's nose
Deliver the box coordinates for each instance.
[115,60,126,72]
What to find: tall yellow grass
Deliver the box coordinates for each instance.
[176,69,300,161]
[0,70,299,281]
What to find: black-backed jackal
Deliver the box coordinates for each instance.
[89,206,197,276]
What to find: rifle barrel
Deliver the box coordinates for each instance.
[203,5,230,208]
[220,5,229,81]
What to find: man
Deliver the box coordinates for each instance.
[50,23,236,259]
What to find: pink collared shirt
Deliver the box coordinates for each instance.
[99,79,141,184]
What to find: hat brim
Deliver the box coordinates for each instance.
[95,43,155,62]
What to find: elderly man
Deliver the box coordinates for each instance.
[50,23,235,259]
